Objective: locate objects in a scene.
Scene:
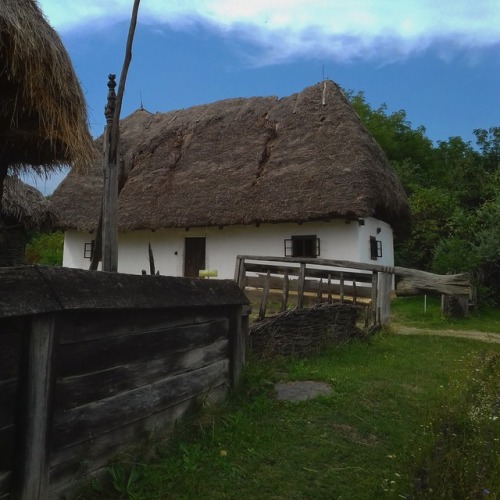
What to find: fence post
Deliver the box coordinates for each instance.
[14,313,58,500]
[234,256,246,289]
[297,263,306,309]
[377,272,393,326]
[229,305,246,389]
[259,271,271,319]
[371,271,378,325]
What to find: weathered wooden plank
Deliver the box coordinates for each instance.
[0,425,15,469]
[52,360,229,450]
[57,318,228,377]
[0,329,21,380]
[0,266,249,320]
[0,471,12,498]
[0,379,17,429]
[339,272,344,303]
[49,383,225,497]
[259,271,271,319]
[244,263,373,283]
[245,275,373,298]
[55,339,228,410]
[234,256,245,289]
[237,255,395,274]
[59,309,226,344]
[14,314,58,500]
[0,267,61,318]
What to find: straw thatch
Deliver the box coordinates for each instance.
[0,176,54,266]
[2,176,54,229]
[51,80,411,236]
[0,0,95,174]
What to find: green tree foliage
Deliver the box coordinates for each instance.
[346,91,500,305]
[25,231,64,266]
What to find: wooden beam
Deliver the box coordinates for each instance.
[14,314,58,500]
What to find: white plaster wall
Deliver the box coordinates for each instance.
[358,218,394,267]
[62,218,395,279]
[63,231,100,270]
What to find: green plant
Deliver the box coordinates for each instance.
[82,333,500,499]
[25,231,64,265]
[108,464,142,499]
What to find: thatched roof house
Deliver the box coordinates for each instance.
[52,81,410,278]
[53,80,409,233]
[0,0,94,175]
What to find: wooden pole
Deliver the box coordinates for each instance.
[101,75,118,272]
[97,0,141,272]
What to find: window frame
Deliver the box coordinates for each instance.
[284,235,320,258]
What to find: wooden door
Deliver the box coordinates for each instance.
[184,237,206,278]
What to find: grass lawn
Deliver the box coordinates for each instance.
[82,321,500,499]
[391,295,500,333]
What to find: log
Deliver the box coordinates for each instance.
[395,268,470,297]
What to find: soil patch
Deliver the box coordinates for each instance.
[396,326,500,344]
[275,380,332,401]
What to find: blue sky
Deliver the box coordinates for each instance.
[29,0,500,194]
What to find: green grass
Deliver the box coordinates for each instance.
[81,331,500,499]
[391,295,500,333]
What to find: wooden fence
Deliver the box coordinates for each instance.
[234,255,472,324]
[234,255,394,325]
[0,266,249,499]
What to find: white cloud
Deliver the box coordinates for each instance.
[39,0,500,63]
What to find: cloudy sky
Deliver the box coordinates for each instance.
[31,0,500,193]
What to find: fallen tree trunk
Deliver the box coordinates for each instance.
[395,267,470,297]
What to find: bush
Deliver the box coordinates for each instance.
[25,231,64,266]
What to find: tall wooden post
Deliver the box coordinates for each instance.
[102,74,118,272]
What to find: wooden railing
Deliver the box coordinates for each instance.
[234,255,394,325]
[234,255,472,323]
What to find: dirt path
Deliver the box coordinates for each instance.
[395,325,500,344]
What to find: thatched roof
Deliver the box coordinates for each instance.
[2,176,53,229]
[51,80,411,236]
[0,0,95,173]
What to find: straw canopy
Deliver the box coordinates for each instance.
[0,0,95,174]
[2,175,53,229]
[51,80,411,236]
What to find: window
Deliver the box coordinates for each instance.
[370,236,382,260]
[84,240,95,259]
[285,235,320,258]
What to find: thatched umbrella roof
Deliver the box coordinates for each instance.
[51,80,411,236]
[2,176,54,229]
[0,0,95,173]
